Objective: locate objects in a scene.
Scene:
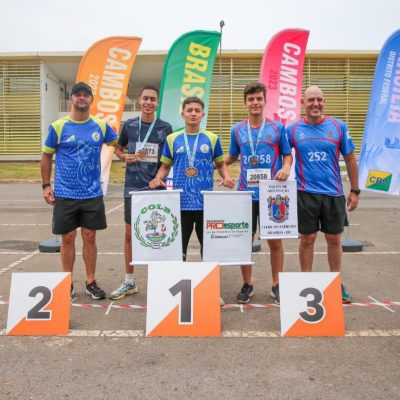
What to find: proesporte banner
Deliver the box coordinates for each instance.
[130,190,183,264]
[259,29,309,126]
[76,36,142,194]
[203,191,253,265]
[157,30,221,131]
[358,29,400,196]
[259,180,298,239]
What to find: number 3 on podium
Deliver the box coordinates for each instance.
[7,273,71,336]
[280,272,345,337]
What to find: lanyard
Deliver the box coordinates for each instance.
[183,131,200,167]
[137,117,156,149]
[247,118,265,156]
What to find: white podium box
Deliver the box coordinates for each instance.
[146,261,221,337]
[7,272,71,336]
[130,190,183,264]
[279,272,345,337]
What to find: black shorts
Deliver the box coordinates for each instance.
[124,196,131,225]
[52,196,107,235]
[181,210,204,260]
[297,191,348,235]
[252,200,259,237]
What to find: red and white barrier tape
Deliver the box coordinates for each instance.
[1,300,399,310]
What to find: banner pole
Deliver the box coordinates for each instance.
[218,20,225,137]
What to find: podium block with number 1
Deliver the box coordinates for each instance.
[146,262,221,337]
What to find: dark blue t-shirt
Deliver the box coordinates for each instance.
[119,117,172,196]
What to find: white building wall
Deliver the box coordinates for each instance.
[40,62,64,146]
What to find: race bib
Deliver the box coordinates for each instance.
[136,142,158,163]
[246,168,271,187]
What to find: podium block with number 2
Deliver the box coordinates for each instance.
[7,272,71,336]
[146,262,221,337]
[279,272,345,337]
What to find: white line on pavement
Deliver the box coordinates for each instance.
[106,203,123,215]
[1,329,400,338]
[368,296,395,313]
[105,301,114,316]
[0,250,40,276]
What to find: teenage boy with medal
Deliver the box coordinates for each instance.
[110,85,172,300]
[149,96,234,261]
[225,82,292,304]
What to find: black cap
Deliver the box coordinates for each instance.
[71,82,93,96]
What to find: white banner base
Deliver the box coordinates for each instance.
[130,189,183,264]
[203,191,253,266]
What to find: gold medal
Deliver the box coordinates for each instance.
[185,167,198,177]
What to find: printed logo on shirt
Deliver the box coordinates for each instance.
[92,132,100,142]
[65,135,76,143]
[366,170,392,192]
[327,131,334,138]
[298,131,305,140]
[176,146,185,153]
[200,144,209,153]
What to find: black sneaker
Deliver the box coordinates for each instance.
[85,280,106,300]
[70,283,75,299]
[236,283,254,304]
[271,284,280,305]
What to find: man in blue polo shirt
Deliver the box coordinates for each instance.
[287,85,360,303]
[41,82,118,300]
[149,96,234,261]
[225,82,292,305]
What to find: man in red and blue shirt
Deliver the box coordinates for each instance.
[226,82,293,304]
[287,85,360,303]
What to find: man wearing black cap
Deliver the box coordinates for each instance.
[40,81,118,300]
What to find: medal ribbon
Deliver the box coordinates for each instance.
[183,131,200,168]
[247,118,265,157]
[137,117,156,150]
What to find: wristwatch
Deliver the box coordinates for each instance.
[42,183,51,189]
[350,188,361,195]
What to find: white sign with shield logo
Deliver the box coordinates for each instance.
[131,190,183,264]
[259,180,298,239]
[203,191,253,265]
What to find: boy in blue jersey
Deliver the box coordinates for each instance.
[149,96,234,261]
[287,86,360,303]
[41,82,118,300]
[225,82,292,304]
[110,84,172,300]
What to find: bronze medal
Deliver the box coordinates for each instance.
[249,155,259,166]
[137,149,148,159]
[185,167,198,177]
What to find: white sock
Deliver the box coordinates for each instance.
[125,274,134,284]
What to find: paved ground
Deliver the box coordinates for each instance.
[0,182,399,399]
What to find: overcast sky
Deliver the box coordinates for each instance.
[2,0,399,53]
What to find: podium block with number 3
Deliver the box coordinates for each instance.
[146,262,220,337]
[280,272,345,337]
[7,273,71,336]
